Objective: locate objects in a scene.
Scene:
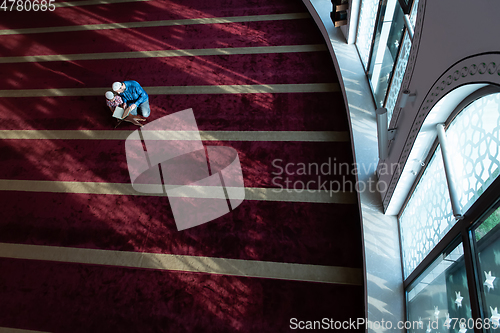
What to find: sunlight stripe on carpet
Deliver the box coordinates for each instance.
[0,13,310,36]
[0,130,349,142]
[0,328,50,333]
[0,45,327,63]
[0,180,357,204]
[56,0,149,8]
[0,242,363,285]
[0,84,339,97]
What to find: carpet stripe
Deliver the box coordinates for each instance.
[0,45,327,63]
[0,130,349,142]
[0,13,310,36]
[0,193,362,267]
[0,328,50,333]
[56,0,149,7]
[0,21,323,58]
[0,0,307,32]
[0,84,339,97]
[0,180,357,204]
[0,242,363,285]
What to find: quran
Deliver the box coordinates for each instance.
[112,106,126,119]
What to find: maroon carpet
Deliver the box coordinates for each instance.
[0,20,323,57]
[0,0,307,30]
[0,139,355,185]
[0,191,362,267]
[0,92,347,131]
[0,52,335,89]
[0,0,365,332]
[0,258,364,333]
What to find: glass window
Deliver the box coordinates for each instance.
[408,0,419,27]
[400,147,456,279]
[400,91,500,279]
[355,0,380,69]
[356,0,420,109]
[385,31,411,120]
[446,93,500,212]
[407,242,473,333]
[385,0,419,121]
[366,0,405,107]
[471,204,500,330]
[402,89,500,333]
[397,0,413,13]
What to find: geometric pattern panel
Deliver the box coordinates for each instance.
[400,147,455,279]
[386,32,412,121]
[446,93,500,212]
[409,0,420,28]
[384,53,500,211]
[355,0,379,70]
[386,0,420,122]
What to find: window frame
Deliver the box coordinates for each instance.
[355,0,416,108]
[403,183,500,332]
[400,86,500,332]
[397,0,413,15]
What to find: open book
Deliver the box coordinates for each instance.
[112,106,126,119]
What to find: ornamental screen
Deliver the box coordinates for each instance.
[400,92,500,279]
[446,93,500,212]
[400,148,455,278]
[385,0,419,121]
[355,0,379,69]
[385,32,411,120]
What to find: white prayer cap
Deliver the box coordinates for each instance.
[112,82,122,92]
[105,91,114,100]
